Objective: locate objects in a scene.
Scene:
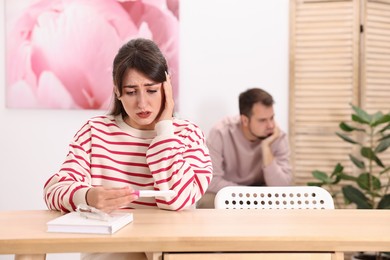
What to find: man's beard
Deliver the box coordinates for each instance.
[257,133,272,140]
[248,125,272,140]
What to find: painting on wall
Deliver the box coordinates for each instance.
[5,0,179,110]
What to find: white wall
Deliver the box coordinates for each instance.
[179,0,290,135]
[0,0,289,258]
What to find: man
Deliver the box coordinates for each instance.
[198,88,292,208]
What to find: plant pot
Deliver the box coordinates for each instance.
[351,252,390,260]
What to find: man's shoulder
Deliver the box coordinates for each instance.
[278,129,289,141]
[272,129,290,149]
[221,115,240,124]
[210,115,240,133]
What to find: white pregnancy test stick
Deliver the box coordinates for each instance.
[132,190,176,197]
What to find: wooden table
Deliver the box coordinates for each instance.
[1,209,390,260]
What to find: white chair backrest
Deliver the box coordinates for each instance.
[214,186,334,209]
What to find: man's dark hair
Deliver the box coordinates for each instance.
[239,88,274,117]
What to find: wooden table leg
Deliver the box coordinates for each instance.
[331,252,344,260]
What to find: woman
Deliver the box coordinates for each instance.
[44,38,213,214]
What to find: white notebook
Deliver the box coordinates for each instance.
[47,211,133,234]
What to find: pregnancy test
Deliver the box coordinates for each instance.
[132,190,176,197]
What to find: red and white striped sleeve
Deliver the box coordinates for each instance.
[43,122,93,213]
[146,119,213,211]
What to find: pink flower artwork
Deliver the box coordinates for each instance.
[5,0,179,110]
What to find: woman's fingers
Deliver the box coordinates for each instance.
[164,71,174,107]
[159,71,174,121]
[86,186,138,212]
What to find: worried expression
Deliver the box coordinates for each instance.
[117,69,164,130]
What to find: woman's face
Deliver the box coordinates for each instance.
[117,69,163,130]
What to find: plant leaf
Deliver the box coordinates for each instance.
[336,132,359,144]
[331,163,343,177]
[342,185,372,209]
[377,194,390,209]
[307,182,323,187]
[352,114,370,125]
[357,173,381,191]
[351,104,371,124]
[371,113,390,127]
[379,123,390,133]
[337,172,357,181]
[339,122,364,132]
[361,147,385,168]
[348,154,365,169]
[312,170,333,183]
[379,134,390,141]
[375,138,390,153]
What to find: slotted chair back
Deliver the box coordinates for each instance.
[214,186,334,209]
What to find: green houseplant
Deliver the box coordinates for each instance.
[308,104,390,260]
[309,104,390,209]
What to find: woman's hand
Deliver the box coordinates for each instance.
[86,186,139,213]
[158,71,175,122]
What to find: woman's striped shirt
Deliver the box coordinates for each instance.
[44,115,213,212]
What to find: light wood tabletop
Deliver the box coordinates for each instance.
[1,209,390,258]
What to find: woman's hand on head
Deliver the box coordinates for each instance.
[86,186,139,213]
[158,71,175,122]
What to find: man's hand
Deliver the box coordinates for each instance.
[261,125,281,167]
[261,125,281,148]
[86,186,139,213]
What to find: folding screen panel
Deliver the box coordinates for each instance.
[290,0,390,204]
[289,0,360,187]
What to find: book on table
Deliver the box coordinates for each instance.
[46,210,133,234]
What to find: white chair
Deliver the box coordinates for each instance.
[214,186,334,209]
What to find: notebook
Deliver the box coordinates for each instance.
[47,211,133,234]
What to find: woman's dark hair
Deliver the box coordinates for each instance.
[110,38,168,116]
[239,88,274,117]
